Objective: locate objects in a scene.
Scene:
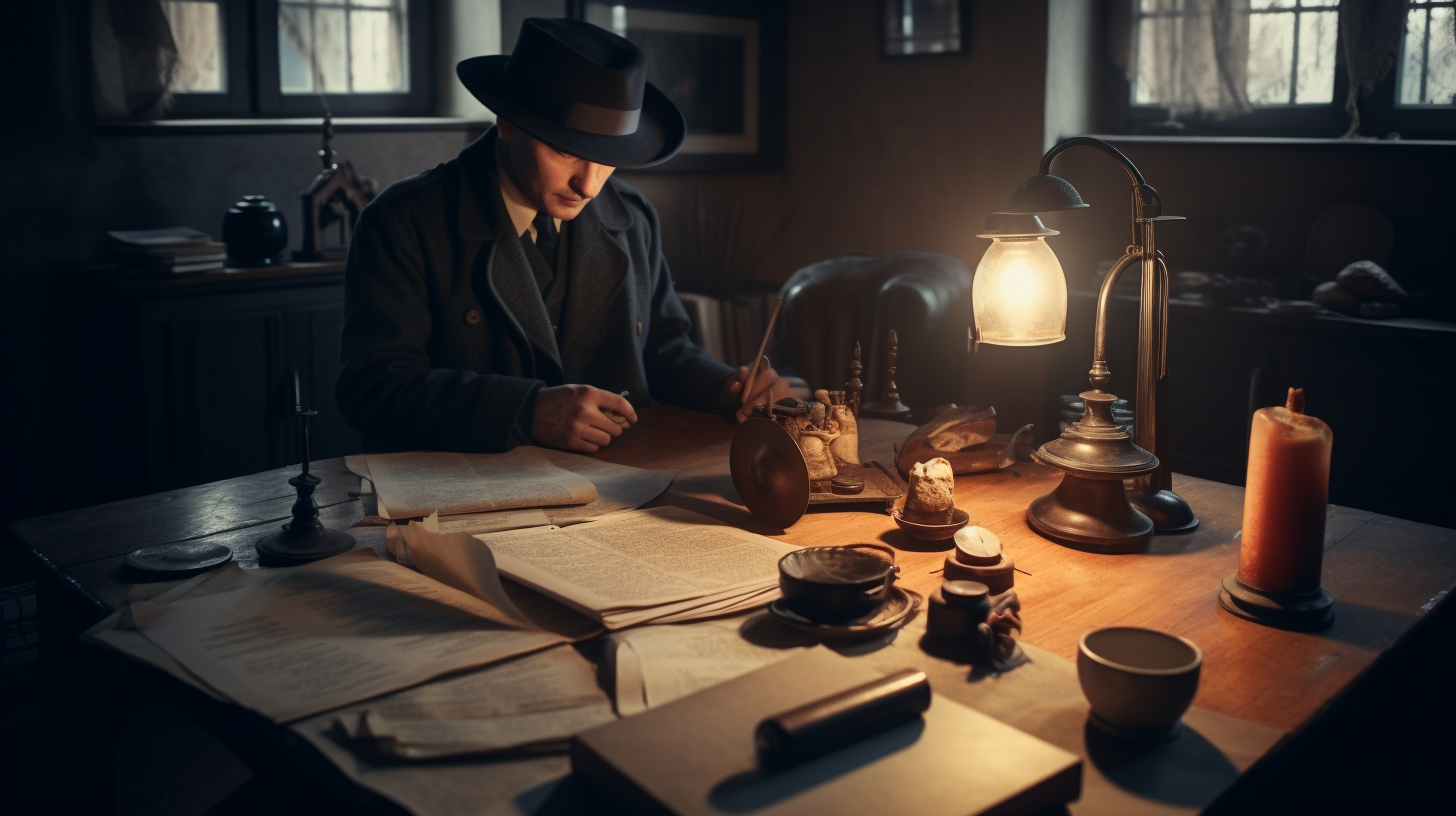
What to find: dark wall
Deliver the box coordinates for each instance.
[0,6,473,521]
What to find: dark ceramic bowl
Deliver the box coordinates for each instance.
[777,545,898,624]
[1078,627,1202,741]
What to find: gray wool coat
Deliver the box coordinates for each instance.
[336,129,735,453]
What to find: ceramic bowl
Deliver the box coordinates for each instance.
[890,505,970,541]
[1077,627,1202,741]
[777,545,898,623]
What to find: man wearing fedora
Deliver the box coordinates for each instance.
[337,18,787,454]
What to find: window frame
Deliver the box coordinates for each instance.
[163,0,435,119]
[1100,0,1456,140]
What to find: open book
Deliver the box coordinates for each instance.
[402,506,797,630]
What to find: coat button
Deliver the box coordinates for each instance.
[464,308,482,326]
[636,321,643,337]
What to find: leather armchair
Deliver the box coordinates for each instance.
[774,252,972,412]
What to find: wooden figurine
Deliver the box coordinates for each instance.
[827,390,860,465]
[295,112,380,262]
[846,342,864,417]
[861,329,911,419]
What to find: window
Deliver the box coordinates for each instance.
[158,0,432,118]
[1110,0,1456,139]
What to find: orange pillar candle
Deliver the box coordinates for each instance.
[1237,388,1333,595]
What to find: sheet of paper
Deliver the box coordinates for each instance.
[537,449,678,523]
[434,509,552,534]
[474,506,796,628]
[608,617,809,712]
[366,449,597,518]
[326,645,615,759]
[130,549,566,722]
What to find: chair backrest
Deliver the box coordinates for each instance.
[775,252,972,409]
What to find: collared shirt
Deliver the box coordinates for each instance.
[495,148,563,243]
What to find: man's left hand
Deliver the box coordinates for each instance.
[722,358,792,423]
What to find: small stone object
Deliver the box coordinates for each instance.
[945,526,1015,595]
[904,458,955,524]
[954,525,1002,565]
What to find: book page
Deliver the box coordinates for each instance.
[130,549,566,722]
[537,449,678,524]
[608,618,809,712]
[476,506,795,618]
[366,449,597,518]
[326,645,615,759]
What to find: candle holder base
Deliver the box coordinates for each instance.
[1218,573,1333,631]
[1128,488,1199,533]
[256,522,356,564]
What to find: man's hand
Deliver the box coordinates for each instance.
[532,385,637,453]
[723,358,792,423]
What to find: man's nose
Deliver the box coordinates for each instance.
[570,162,611,199]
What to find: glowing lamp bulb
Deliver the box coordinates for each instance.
[972,236,1067,346]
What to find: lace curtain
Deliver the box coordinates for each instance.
[1113,0,1422,135]
[91,0,177,119]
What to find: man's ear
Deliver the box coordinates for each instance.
[497,118,516,140]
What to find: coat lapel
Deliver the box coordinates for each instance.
[559,182,633,379]
[457,131,563,377]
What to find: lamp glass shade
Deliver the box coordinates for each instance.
[972,236,1068,346]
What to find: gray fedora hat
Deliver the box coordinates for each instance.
[457,18,685,168]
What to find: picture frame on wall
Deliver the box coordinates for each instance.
[882,0,968,58]
[577,0,786,172]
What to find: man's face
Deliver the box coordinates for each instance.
[498,120,616,222]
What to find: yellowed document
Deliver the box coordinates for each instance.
[609,617,809,714]
[366,449,597,518]
[473,506,796,629]
[130,549,566,722]
[327,645,615,759]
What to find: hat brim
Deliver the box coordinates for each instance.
[457,55,686,169]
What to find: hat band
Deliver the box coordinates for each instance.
[531,87,642,137]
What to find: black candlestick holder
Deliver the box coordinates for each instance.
[256,402,356,563]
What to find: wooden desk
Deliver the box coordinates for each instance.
[11,406,1456,812]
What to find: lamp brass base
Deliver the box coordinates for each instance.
[256,523,356,564]
[1027,473,1153,553]
[1217,573,1334,631]
[1128,489,1199,533]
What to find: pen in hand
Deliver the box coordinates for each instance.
[603,390,632,429]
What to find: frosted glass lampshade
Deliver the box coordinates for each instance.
[972,236,1068,346]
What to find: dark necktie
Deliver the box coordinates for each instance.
[532,212,559,272]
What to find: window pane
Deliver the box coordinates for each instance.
[280,1,408,95]
[162,1,225,93]
[1294,10,1337,103]
[1427,7,1456,104]
[1133,14,1174,105]
[279,5,314,93]
[350,9,406,91]
[1247,12,1293,104]
[1399,8,1428,104]
[1250,0,1294,9]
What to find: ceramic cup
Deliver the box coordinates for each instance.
[777,544,897,623]
[1077,626,1202,741]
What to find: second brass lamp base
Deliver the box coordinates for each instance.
[1028,390,1159,553]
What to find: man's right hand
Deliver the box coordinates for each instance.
[531,384,638,453]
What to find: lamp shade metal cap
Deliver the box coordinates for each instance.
[1006,174,1088,214]
[977,212,1060,239]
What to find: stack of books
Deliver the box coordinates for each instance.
[108,227,227,275]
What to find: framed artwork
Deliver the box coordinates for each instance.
[578,0,786,172]
[882,0,969,58]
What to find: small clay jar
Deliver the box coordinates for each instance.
[943,553,1015,595]
[926,580,992,640]
[223,195,289,267]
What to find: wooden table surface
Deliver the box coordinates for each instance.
[15,404,1455,740]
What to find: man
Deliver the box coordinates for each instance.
[337,18,787,454]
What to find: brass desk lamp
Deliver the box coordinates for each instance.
[972,137,1197,551]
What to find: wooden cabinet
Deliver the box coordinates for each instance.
[1053,292,1456,528]
[91,265,360,495]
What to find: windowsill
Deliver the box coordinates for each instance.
[95,116,496,136]
[1087,133,1456,148]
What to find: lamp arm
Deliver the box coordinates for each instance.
[1089,249,1142,391]
[1038,137,1145,187]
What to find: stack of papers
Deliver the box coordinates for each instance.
[86,549,570,723]
[348,448,679,530]
[107,226,227,274]
[423,505,798,630]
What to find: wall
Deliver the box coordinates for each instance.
[622,0,1055,431]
